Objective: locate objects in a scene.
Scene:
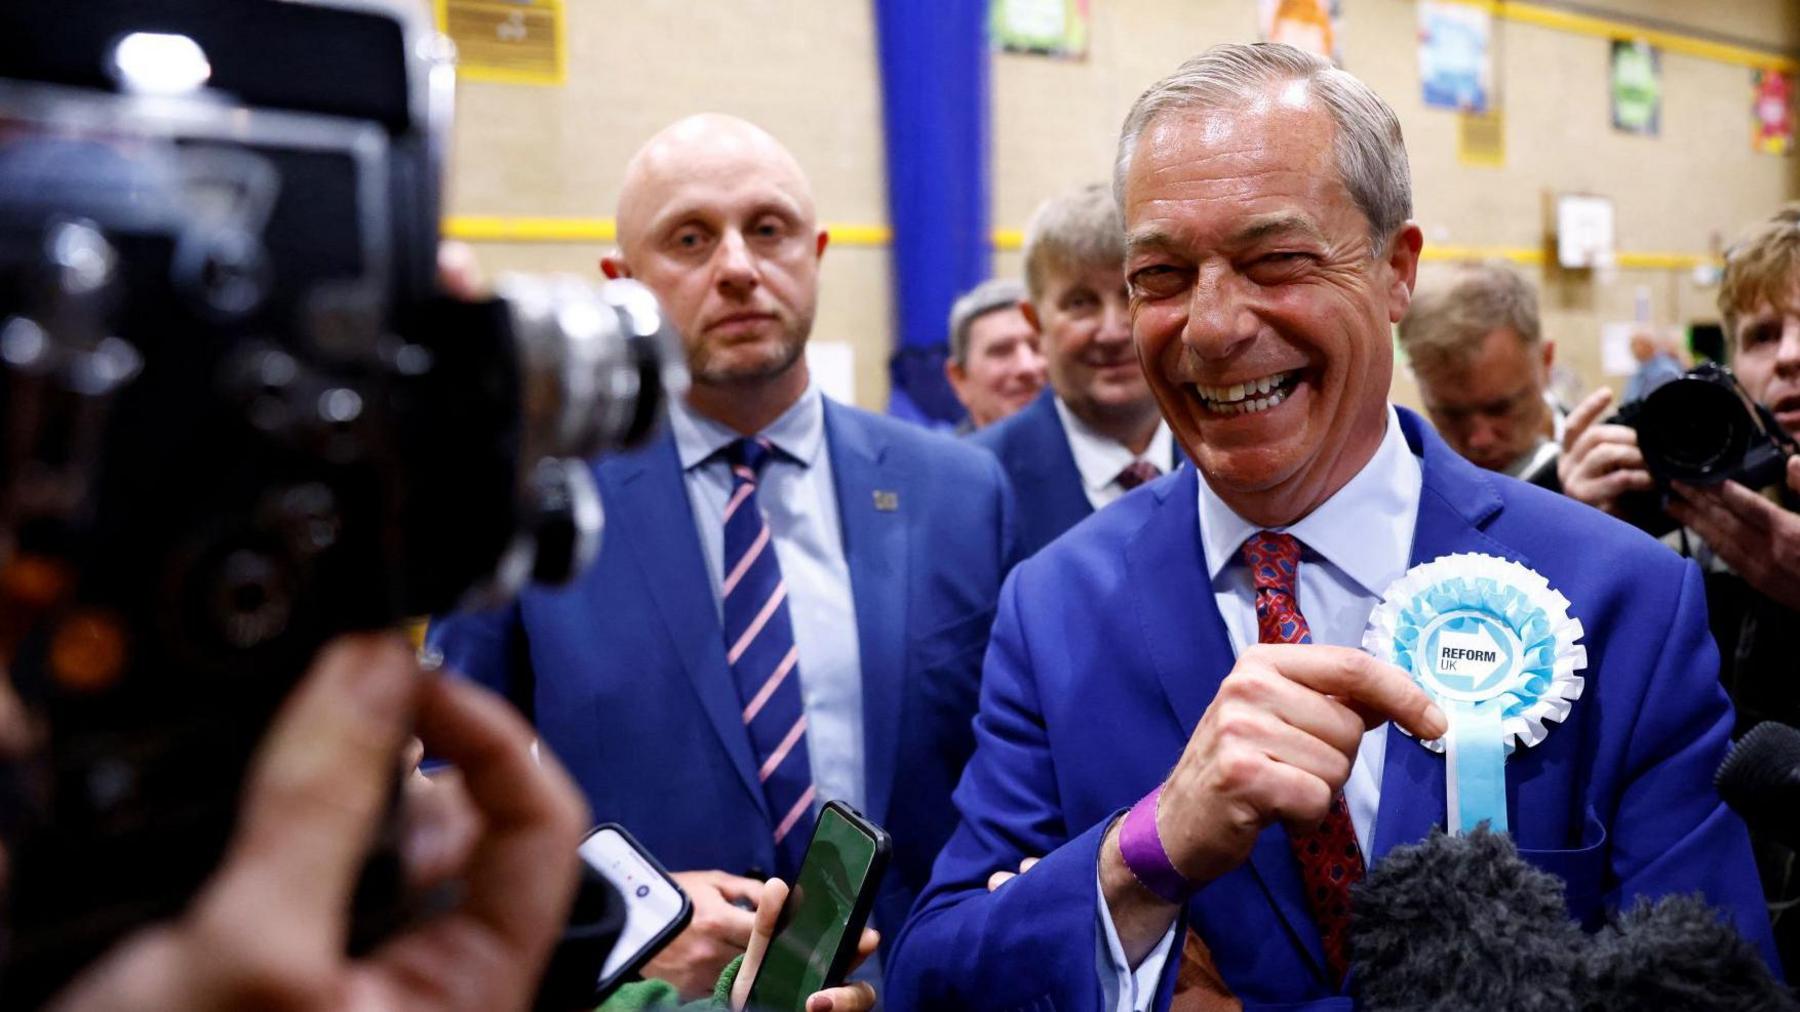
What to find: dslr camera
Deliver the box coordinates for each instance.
[1611,362,1798,535]
[0,0,682,1002]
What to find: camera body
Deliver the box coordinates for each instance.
[1611,363,1798,535]
[0,1,681,1001]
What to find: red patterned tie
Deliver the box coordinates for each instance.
[1240,530,1364,987]
[1116,459,1162,491]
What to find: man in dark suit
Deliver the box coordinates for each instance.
[888,44,1774,1010]
[1397,263,1562,491]
[972,184,1178,558]
[428,114,1016,1000]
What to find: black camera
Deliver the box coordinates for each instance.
[1611,363,1798,535]
[0,0,683,1002]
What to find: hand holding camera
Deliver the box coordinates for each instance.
[1667,456,1800,611]
[45,633,588,1012]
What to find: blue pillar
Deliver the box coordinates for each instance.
[873,0,989,427]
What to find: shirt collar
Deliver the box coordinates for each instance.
[668,381,826,472]
[1196,404,1421,596]
[1051,395,1175,492]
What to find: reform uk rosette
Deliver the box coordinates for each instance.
[1361,553,1588,835]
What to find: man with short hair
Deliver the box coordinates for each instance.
[1398,263,1560,488]
[430,114,1016,999]
[944,277,1046,431]
[973,183,1178,558]
[889,43,1772,1010]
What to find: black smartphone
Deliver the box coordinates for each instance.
[581,824,693,997]
[744,801,892,1011]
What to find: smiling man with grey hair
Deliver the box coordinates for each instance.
[888,42,1773,1011]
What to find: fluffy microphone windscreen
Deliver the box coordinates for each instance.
[1584,894,1796,1011]
[1350,827,1583,1011]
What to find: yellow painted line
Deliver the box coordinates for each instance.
[1437,0,1798,72]
[443,218,1719,270]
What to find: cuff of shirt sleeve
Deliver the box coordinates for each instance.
[1095,861,1179,1012]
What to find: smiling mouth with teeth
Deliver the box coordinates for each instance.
[1192,370,1301,416]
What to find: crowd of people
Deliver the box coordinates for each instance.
[16,34,1800,1012]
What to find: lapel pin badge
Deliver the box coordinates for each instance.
[872,490,899,512]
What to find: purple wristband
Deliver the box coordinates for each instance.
[1118,784,1193,905]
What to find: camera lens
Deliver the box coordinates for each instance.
[1636,377,1751,484]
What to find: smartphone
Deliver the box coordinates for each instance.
[744,801,892,1011]
[581,824,693,997]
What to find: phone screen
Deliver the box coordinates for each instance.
[580,827,688,987]
[746,806,880,1009]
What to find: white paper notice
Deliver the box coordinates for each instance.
[807,341,858,407]
[1600,322,1637,377]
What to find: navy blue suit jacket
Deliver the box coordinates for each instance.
[428,399,1018,944]
[888,408,1776,1010]
[971,389,1184,558]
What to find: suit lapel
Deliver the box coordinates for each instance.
[1371,409,1512,860]
[824,403,909,826]
[601,431,768,822]
[1017,392,1093,535]
[1123,469,1331,979]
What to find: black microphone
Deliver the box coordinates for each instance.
[1350,827,1793,1011]
[1718,721,1800,852]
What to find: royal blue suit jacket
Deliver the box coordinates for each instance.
[428,399,1018,944]
[888,408,1776,1010]
[972,389,1185,558]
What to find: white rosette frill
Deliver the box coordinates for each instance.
[1361,552,1588,755]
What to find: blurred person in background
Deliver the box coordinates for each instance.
[944,278,1046,432]
[1398,263,1561,489]
[972,183,1179,559]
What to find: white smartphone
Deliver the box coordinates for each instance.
[581,824,693,997]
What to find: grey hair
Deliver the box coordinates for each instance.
[1021,182,1125,302]
[1114,42,1412,257]
[948,277,1028,366]
[1397,263,1541,375]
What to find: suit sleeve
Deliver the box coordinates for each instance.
[1610,560,1780,973]
[885,565,1117,1010]
[424,598,529,714]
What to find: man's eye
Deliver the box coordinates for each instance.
[1245,252,1312,284]
[673,229,707,250]
[1744,324,1779,346]
[1129,267,1187,299]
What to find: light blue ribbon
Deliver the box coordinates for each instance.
[1444,698,1508,834]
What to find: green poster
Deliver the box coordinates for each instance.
[1610,39,1661,136]
[991,0,1089,59]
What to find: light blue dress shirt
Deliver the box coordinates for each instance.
[1097,405,1424,1011]
[665,383,866,820]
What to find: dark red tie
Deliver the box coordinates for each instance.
[1116,459,1162,490]
[1241,530,1364,987]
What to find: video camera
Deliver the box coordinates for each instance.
[1610,363,1797,536]
[0,0,683,1002]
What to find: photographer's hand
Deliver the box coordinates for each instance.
[1559,388,1654,515]
[48,633,588,1012]
[1668,457,1800,612]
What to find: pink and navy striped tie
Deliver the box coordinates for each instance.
[722,437,814,876]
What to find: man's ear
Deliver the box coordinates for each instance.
[1385,223,1425,324]
[600,253,630,280]
[815,229,830,260]
[1019,299,1043,334]
[1541,339,1556,372]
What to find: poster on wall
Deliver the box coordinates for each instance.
[1753,68,1794,155]
[991,0,1090,59]
[1418,1,1492,113]
[1610,40,1661,136]
[433,0,565,85]
[1258,0,1341,66]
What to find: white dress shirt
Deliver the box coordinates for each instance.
[1097,405,1423,1011]
[1052,396,1176,509]
[666,383,866,819]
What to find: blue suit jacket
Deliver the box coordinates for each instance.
[972,389,1184,558]
[888,408,1776,1011]
[428,399,1018,944]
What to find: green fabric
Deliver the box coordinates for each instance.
[596,955,744,1012]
